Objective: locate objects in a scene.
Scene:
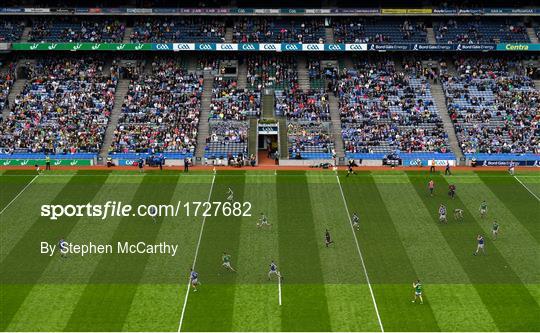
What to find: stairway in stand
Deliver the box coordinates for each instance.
[99,79,129,161]
[328,94,345,161]
[2,77,27,120]
[195,71,215,163]
[431,83,465,164]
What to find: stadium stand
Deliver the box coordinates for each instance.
[110,58,202,156]
[288,121,334,159]
[333,18,428,43]
[0,19,25,42]
[339,59,451,157]
[232,18,325,43]
[0,58,118,154]
[205,120,248,161]
[442,58,539,155]
[209,76,260,120]
[246,55,299,91]
[29,18,125,42]
[434,18,530,44]
[130,17,225,43]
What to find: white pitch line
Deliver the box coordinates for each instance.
[514,176,540,201]
[177,173,216,332]
[0,174,38,215]
[335,174,385,333]
[278,272,282,306]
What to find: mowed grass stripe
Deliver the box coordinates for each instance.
[452,173,539,284]
[375,174,498,331]
[231,173,281,331]
[0,170,111,331]
[123,174,214,331]
[7,175,145,331]
[0,170,37,210]
[406,171,540,331]
[0,175,73,262]
[338,171,440,332]
[181,171,246,332]
[307,173,380,332]
[276,171,331,331]
[476,172,539,243]
[64,172,180,331]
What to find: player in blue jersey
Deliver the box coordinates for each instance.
[59,238,67,258]
[190,268,199,291]
[268,261,282,280]
[474,235,485,256]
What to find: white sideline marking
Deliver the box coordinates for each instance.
[335,174,385,332]
[514,176,540,201]
[178,173,216,332]
[0,174,38,215]
[278,272,282,306]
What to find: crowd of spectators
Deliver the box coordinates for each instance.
[333,18,427,44]
[246,55,298,90]
[232,18,325,44]
[205,121,248,159]
[111,59,202,154]
[0,19,25,42]
[0,58,118,154]
[210,76,260,121]
[338,59,449,153]
[29,18,125,42]
[276,90,330,121]
[131,18,225,43]
[435,19,530,44]
[442,58,539,154]
[287,122,334,158]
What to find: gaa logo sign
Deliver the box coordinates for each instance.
[306,44,320,50]
[284,44,299,51]
[198,44,213,50]
[327,44,343,51]
[241,44,256,50]
[176,43,191,50]
[219,44,234,50]
[155,44,170,50]
[262,44,277,50]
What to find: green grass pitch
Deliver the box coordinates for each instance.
[0,168,539,331]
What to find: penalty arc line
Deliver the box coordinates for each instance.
[514,175,540,201]
[335,173,385,332]
[177,173,216,332]
[0,174,39,215]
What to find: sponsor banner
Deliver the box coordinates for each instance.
[411,43,453,51]
[344,43,368,51]
[381,9,407,14]
[455,43,496,51]
[302,43,324,51]
[195,43,216,51]
[477,160,539,167]
[117,159,138,166]
[305,9,332,14]
[230,8,255,14]
[0,43,10,51]
[239,43,259,51]
[325,44,345,51]
[0,8,24,13]
[282,43,302,51]
[406,8,433,14]
[281,8,306,14]
[404,159,456,167]
[259,43,281,51]
[253,8,280,14]
[497,43,540,51]
[0,159,93,166]
[173,43,195,51]
[368,44,410,51]
[152,43,173,51]
[215,43,238,51]
[258,124,279,135]
[24,8,50,13]
[433,9,458,14]
[12,42,154,51]
[126,8,152,13]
